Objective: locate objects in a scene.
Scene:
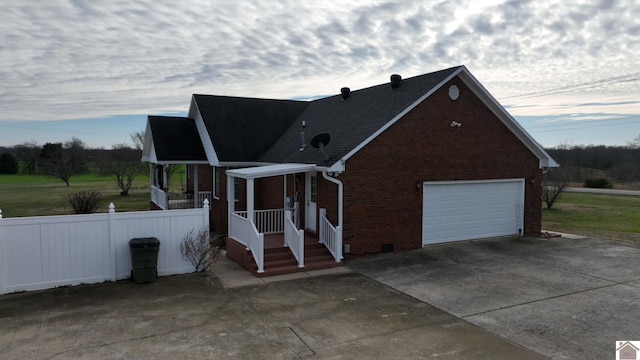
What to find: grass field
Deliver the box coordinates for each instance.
[0,174,153,217]
[542,192,640,244]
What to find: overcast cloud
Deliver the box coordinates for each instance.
[0,0,638,146]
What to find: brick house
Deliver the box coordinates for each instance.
[142,66,557,275]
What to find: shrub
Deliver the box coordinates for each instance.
[180,227,219,272]
[583,178,613,189]
[65,191,102,214]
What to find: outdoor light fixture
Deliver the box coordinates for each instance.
[416,181,422,190]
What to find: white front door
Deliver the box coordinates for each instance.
[305,172,317,232]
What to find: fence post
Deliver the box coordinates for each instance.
[0,209,4,294]
[202,199,210,230]
[108,203,117,281]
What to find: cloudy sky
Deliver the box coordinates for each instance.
[1,0,638,149]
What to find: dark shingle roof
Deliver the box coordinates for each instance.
[148,116,207,162]
[259,66,461,165]
[193,95,310,162]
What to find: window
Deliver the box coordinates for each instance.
[214,168,220,199]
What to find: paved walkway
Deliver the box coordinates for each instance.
[0,259,545,359]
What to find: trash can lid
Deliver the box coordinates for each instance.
[129,237,160,248]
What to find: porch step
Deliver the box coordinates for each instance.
[257,243,342,277]
[224,237,343,277]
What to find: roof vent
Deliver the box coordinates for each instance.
[390,74,402,89]
[340,87,350,100]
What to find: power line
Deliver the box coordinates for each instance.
[501,72,640,101]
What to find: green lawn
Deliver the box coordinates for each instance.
[0,174,152,217]
[542,192,640,244]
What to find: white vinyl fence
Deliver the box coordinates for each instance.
[0,201,210,295]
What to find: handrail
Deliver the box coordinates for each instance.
[319,208,342,262]
[150,185,168,210]
[284,210,304,268]
[229,212,264,273]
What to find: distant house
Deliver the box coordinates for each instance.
[142,65,557,275]
[618,341,639,360]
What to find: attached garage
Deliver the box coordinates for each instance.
[422,179,525,245]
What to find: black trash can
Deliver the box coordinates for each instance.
[129,237,160,283]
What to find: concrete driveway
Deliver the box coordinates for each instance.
[0,268,543,359]
[349,235,640,360]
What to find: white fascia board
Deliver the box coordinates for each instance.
[335,67,464,168]
[190,96,220,166]
[141,120,153,162]
[218,161,274,168]
[226,163,316,179]
[456,68,558,168]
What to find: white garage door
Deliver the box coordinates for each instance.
[422,179,524,245]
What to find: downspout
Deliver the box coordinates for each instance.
[322,171,343,261]
[321,171,343,228]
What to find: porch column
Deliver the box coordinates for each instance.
[227,174,235,226]
[247,178,254,224]
[193,165,199,208]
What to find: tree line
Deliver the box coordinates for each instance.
[0,131,146,196]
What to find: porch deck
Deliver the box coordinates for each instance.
[225,232,343,277]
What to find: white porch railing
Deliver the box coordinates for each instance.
[229,212,264,273]
[168,191,212,210]
[235,209,285,234]
[197,191,212,206]
[319,208,342,262]
[284,210,304,268]
[150,185,168,209]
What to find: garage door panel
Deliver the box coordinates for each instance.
[422,180,524,245]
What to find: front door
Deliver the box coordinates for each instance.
[305,172,317,232]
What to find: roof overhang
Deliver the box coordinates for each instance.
[226,163,316,180]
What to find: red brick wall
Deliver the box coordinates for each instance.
[340,77,543,256]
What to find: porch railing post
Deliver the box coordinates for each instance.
[297,228,305,268]
[257,233,264,273]
[335,225,343,262]
[284,210,291,247]
[319,208,326,244]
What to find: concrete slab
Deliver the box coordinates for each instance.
[467,283,640,360]
[349,236,640,360]
[0,272,545,359]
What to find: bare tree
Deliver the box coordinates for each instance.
[104,144,145,196]
[14,141,40,174]
[130,130,145,151]
[628,133,640,149]
[39,137,87,186]
[542,166,569,209]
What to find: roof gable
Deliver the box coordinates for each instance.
[191,95,309,162]
[144,116,207,164]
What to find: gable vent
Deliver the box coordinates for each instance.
[340,87,350,100]
[390,74,402,89]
